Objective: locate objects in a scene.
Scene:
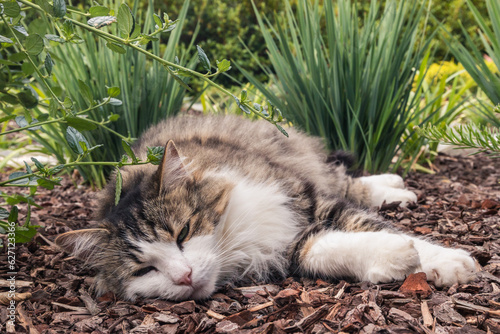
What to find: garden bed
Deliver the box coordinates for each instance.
[1,153,499,334]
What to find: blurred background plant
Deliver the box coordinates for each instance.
[23,0,197,188]
[418,0,500,156]
[239,0,441,173]
[1,0,497,190]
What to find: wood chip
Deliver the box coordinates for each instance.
[399,272,432,297]
[51,302,89,313]
[0,292,32,305]
[0,280,33,288]
[248,301,274,312]
[284,304,330,332]
[421,300,434,327]
[207,309,225,321]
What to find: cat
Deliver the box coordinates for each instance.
[56,115,477,301]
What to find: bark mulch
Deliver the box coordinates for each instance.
[1,153,499,334]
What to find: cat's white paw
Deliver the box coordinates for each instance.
[360,174,405,189]
[369,186,417,207]
[409,237,477,287]
[419,247,476,287]
[359,174,417,207]
[364,237,421,284]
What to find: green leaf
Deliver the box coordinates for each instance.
[21,61,35,76]
[137,34,159,45]
[17,90,39,109]
[0,208,9,220]
[37,113,50,122]
[275,124,289,137]
[37,178,60,190]
[115,169,122,206]
[65,116,97,131]
[163,21,177,32]
[153,13,163,29]
[63,97,73,109]
[34,0,53,15]
[3,193,37,206]
[45,34,65,43]
[216,59,231,73]
[240,90,247,102]
[77,79,93,105]
[106,42,126,54]
[117,3,135,37]
[44,53,54,75]
[233,95,250,114]
[31,157,45,172]
[3,1,20,18]
[147,146,165,165]
[25,34,44,56]
[8,206,18,223]
[53,0,67,18]
[0,59,17,66]
[15,116,40,131]
[122,140,138,163]
[89,6,109,17]
[108,97,122,106]
[66,126,89,154]
[24,161,33,174]
[9,52,26,62]
[48,164,65,175]
[7,172,33,186]
[108,113,120,122]
[0,94,18,105]
[13,25,28,36]
[107,86,120,98]
[0,35,14,44]
[87,16,116,29]
[196,45,211,73]
[0,115,16,123]
[60,20,74,38]
[13,224,40,243]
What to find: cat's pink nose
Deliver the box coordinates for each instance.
[175,269,192,286]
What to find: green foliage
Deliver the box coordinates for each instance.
[398,51,471,173]
[163,0,285,88]
[0,0,283,245]
[241,0,436,173]
[416,0,500,160]
[45,0,195,187]
[416,119,500,157]
[445,0,500,128]
[429,0,490,59]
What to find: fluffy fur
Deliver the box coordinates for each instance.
[56,115,477,301]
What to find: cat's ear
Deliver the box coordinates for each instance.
[158,140,190,192]
[55,228,110,261]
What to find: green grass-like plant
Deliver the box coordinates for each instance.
[445,0,500,126]
[239,0,436,173]
[39,0,196,187]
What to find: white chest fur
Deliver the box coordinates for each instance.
[215,177,302,282]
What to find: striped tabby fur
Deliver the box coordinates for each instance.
[56,115,476,301]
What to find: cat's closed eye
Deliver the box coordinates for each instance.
[177,224,189,244]
[132,266,157,277]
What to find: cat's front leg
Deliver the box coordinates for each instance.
[295,230,477,286]
[404,237,477,287]
[296,230,422,284]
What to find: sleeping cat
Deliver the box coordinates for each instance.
[56,115,476,301]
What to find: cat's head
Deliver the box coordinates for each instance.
[55,141,233,301]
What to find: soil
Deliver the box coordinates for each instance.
[0,153,499,334]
